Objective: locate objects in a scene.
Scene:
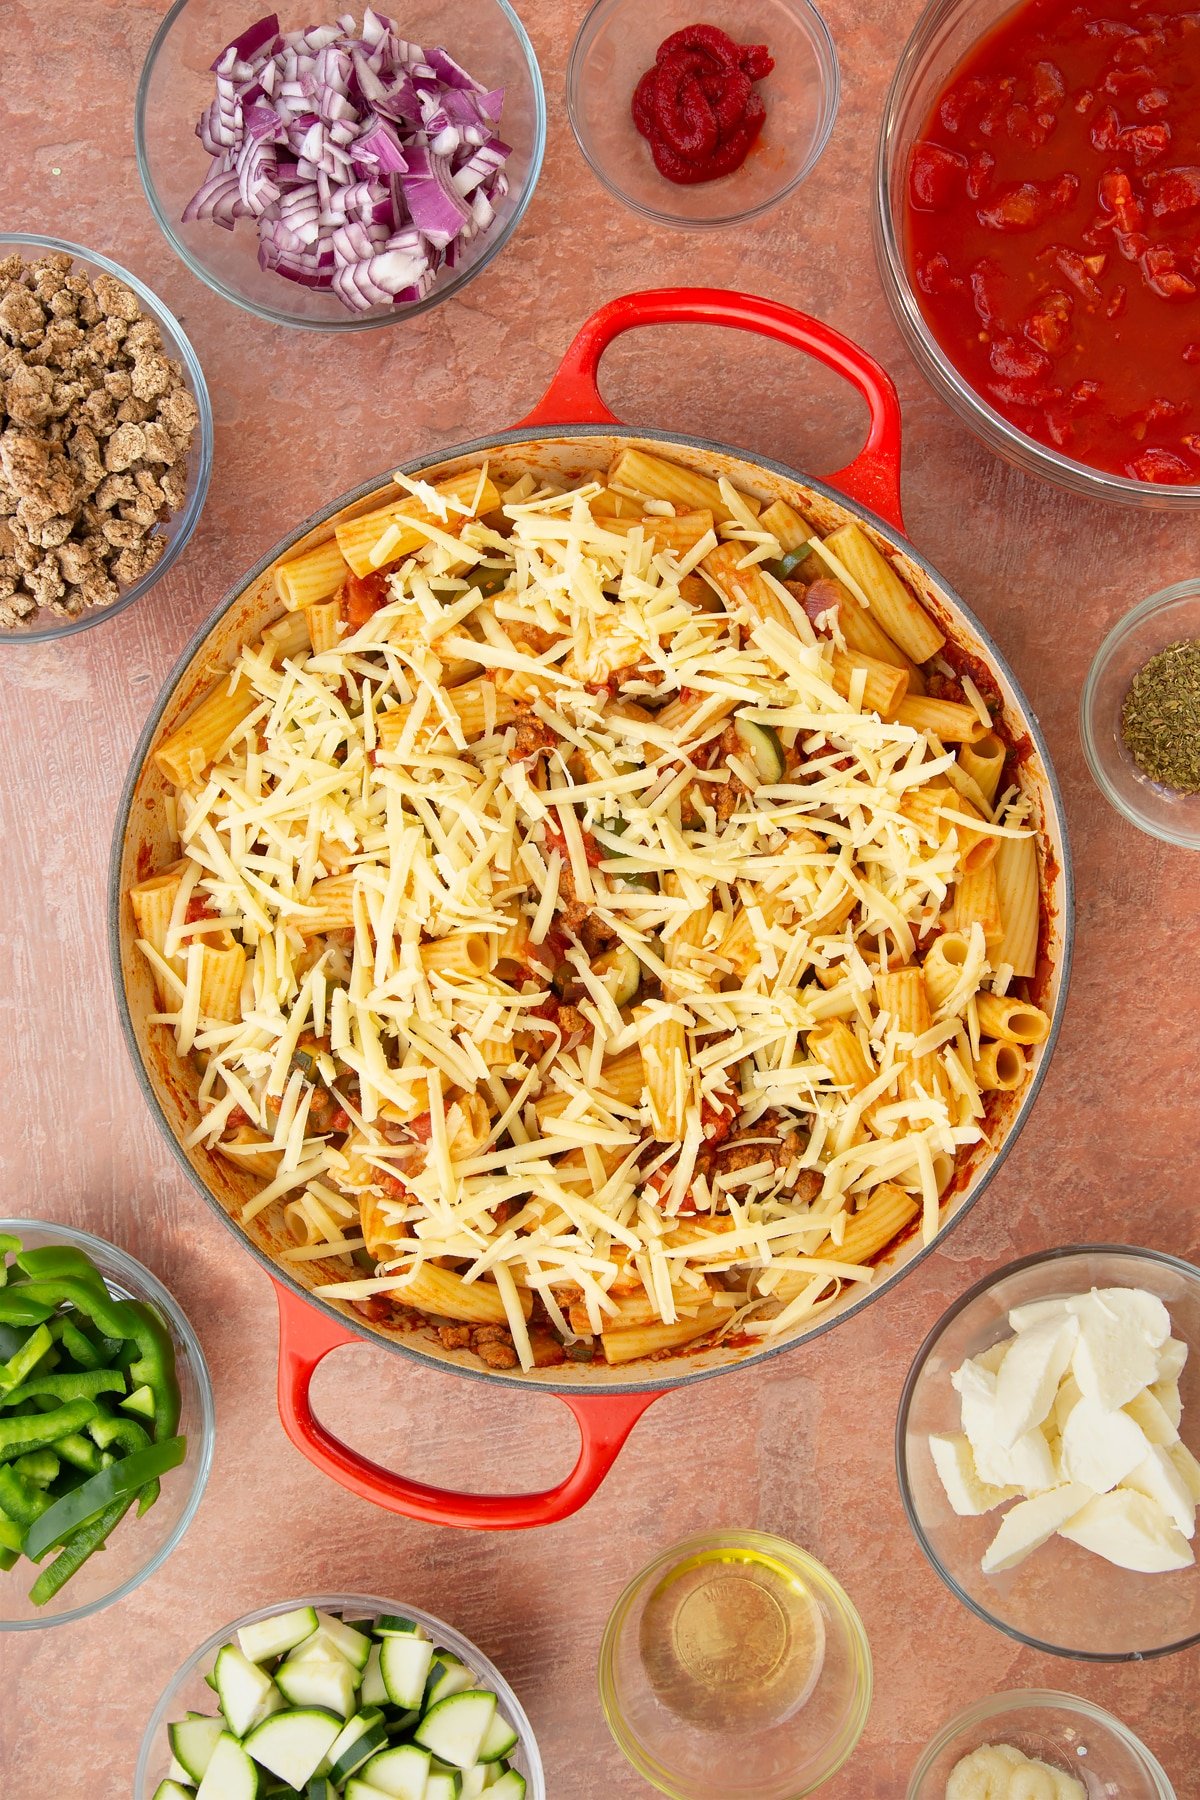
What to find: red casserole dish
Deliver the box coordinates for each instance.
[110,287,1072,1528]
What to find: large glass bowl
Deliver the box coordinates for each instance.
[897,1246,1200,1661]
[567,0,839,231]
[598,1530,872,1798]
[136,0,546,331]
[873,0,1200,510]
[907,1691,1177,1799]
[0,1219,214,1631]
[0,234,213,644]
[135,1592,546,1797]
[1081,582,1200,851]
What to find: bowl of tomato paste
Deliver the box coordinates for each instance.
[568,0,839,229]
[875,0,1200,507]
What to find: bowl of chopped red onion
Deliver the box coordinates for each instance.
[135,2,545,328]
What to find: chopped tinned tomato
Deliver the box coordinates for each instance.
[339,570,390,629]
[906,0,1200,485]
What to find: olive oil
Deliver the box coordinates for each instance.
[639,1546,827,1733]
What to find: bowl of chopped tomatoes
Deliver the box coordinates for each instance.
[874,0,1200,508]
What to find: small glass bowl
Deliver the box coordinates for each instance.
[908,1690,1177,1799]
[873,0,1200,509]
[1081,581,1200,850]
[567,0,839,231]
[897,1246,1200,1661]
[598,1530,872,1798]
[135,1592,546,1798]
[0,234,213,644]
[0,1219,214,1631]
[136,0,546,331]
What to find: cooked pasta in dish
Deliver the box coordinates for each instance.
[130,449,1050,1371]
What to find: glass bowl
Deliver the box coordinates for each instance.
[598,1530,872,1798]
[897,1246,1200,1661]
[907,1691,1177,1799]
[0,1218,214,1631]
[135,1591,546,1797]
[567,0,839,230]
[873,0,1200,510]
[1081,582,1200,851]
[0,234,213,644]
[136,0,546,331]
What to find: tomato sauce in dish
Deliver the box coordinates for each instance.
[905,0,1200,484]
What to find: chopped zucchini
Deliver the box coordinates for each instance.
[733,716,786,783]
[591,942,640,1006]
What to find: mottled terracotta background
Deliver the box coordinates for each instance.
[2,0,1199,1795]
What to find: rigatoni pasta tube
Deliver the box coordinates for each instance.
[588,485,641,518]
[274,537,349,610]
[702,541,801,639]
[194,942,245,1022]
[600,511,715,554]
[375,680,519,749]
[260,609,313,665]
[758,497,813,551]
[155,673,257,785]
[335,472,501,578]
[815,1182,921,1264]
[874,966,944,1102]
[608,447,760,522]
[896,695,988,744]
[600,1304,730,1366]
[974,1040,1026,1091]
[296,873,358,936]
[951,861,1003,945]
[943,796,1000,874]
[923,932,972,1012]
[392,1262,531,1325]
[305,598,341,654]
[600,1046,648,1105]
[420,932,491,978]
[662,877,712,999]
[975,992,1050,1045]
[636,1005,689,1142]
[130,870,183,958]
[653,689,737,738]
[829,647,909,720]
[807,1020,874,1096]
[994,833,1039,978]
[820,523,945,663]
[959,731,1006,804]
[837,590,927,695]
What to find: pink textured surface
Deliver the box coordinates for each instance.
[2,0,1199,1795]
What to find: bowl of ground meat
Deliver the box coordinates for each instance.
[0,234,213,641]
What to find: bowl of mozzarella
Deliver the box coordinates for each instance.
[897,1246,1200,1660]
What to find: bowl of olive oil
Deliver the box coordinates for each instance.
[599,1530,873,1799]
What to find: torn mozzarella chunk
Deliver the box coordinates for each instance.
[1059,1488,1194,1573]
[993,1314,1078,1449]
[1071,1291,1161,1411]
[1124,1385,1180,1448]
[1158,1337,1189,1382]
[929,1433,1019,1516]
[1060,1394,1150,1493]
[1150,1377,1183,1431]
[1168,1441,1200,1503]
[982,1483,1095,1575]
[1123,1446,1197,1540]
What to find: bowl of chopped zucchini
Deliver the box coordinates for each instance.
[136,1593,545,1800]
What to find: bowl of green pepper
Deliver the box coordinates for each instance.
[0,1219,213,1629]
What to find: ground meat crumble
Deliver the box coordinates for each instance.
[0,252,200,628]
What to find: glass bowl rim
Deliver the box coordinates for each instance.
[0,232,214,645]
[1079,580,1200,850]
[905,1686,1178,1798]
[895,1242,1200,1663]
[0,1216,215,1632]
[597,1527,873,1799]
[565,0,841,232]
[134,1590,547,1797]
[134,0,548,332]
[871,0,1200,511]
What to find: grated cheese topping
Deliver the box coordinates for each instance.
[135,459,1043,1368]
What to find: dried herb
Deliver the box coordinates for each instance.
[1120,638,1200,793]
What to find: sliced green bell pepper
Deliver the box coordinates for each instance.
[29,1495,134,1606]
[0,1399,97,1462]
[0,1291,55,1328]
[0,1323,55,1393]
[23,1436,185,1560]
[1,1368,126,1408]
[12,1449,59,1486]
[0,1463,52,1528]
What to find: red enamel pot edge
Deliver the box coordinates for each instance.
[108,287,1075,1530]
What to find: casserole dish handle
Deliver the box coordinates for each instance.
[274,1282,663,1528]
[519,286,905,530]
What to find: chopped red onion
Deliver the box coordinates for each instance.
[184,10,511,313]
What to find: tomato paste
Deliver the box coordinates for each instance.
[905,0,1200,484]
[632,24,774,185]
